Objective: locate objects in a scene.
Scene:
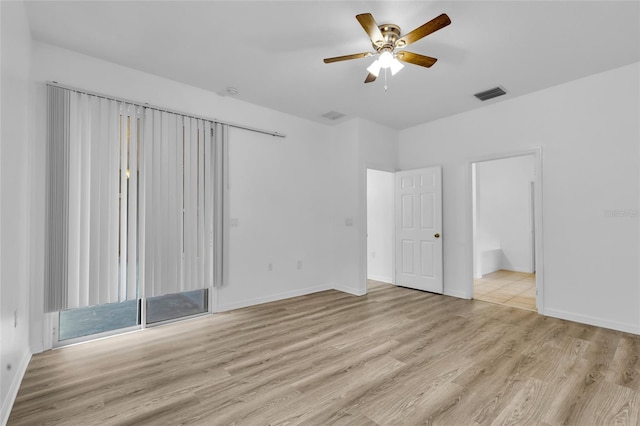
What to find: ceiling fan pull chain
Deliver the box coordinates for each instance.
[384,68,388,92]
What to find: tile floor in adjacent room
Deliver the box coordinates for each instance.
[474,270,536,311]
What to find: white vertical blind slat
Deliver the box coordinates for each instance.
[118,107,128,301]
[138,109,149,301]
[204,122,214,289]
[213,123,227,288]
[169,114,176,295]
[88,96,103,306]
[77,100,88,305]
[191,119,199,289]
[175,114,184,292]
[152,110,164,297]
[127,105,139,301]
[67,93,81,308]
[107,100,120,303]
[189,118,198,290]
[78,94,92,307]
[197,120,206,288]
[204,123,216,287]
[161,112,172,295]
[183,117,192,292]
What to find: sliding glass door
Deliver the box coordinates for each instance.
[47,85,222,348]
[57,289,208,344]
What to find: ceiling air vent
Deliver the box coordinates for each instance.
[474,86,507,101]
[321,111,346,120]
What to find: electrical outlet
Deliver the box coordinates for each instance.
[345,217,354,227]
[297,260,303,270]
[268,263,273,272]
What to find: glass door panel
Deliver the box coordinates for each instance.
[58,299,140,341]
[146,289,208,324]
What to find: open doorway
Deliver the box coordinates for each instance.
[366,169,394,290]
[472,154,537,311]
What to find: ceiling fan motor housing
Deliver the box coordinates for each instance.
[374,24,402,51]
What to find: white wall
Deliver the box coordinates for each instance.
[399,62,640,334]
[366,169,394,283]
[221,124,337,310]
[330,119,363,295]
[475,155,534,275]
[330,118,397,296]
[1,1,33,422]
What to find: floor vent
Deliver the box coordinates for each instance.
[474,86,507,101]
[321,110,346,120]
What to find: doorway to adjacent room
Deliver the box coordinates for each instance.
[471,154,538,311]
[366,169,395,288]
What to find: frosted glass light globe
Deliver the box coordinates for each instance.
[378,51,393,68]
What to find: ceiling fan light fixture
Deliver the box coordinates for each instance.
[378,50,394,68]
[390,58,404,75]
[367,59,382,77]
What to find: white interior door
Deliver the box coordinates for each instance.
[395,166,443,293]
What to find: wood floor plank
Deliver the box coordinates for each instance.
[607,335,640,391]
[488,377,546,426]
[8,282,640,425]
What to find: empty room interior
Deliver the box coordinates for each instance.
[1,1,640,425]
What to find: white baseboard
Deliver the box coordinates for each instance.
[1,351,31,426]
[216,284,332,312]
[444,288,470,299]
[216,282,371,313]
[502,265,535,274]
[367,274,393,284]
[542,307,640,335]
[333,283,367,296]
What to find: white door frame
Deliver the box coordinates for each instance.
[467,147,544,312]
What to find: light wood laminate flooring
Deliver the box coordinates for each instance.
[8,281,640,425]
[475,270,536,311]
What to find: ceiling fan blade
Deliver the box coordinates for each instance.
[364,72,377,83]
[395,13,451,48]
[356,13,385,47]
[324,52,373,63]
[396,51,438,68]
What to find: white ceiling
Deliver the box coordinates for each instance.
[25,1,640,129]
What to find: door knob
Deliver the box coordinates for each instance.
[435,233,440,238]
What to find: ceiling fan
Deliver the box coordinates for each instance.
[323,13,451,83]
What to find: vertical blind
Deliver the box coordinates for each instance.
[45,85,224,313]
[141,110,213,298]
